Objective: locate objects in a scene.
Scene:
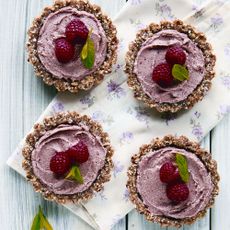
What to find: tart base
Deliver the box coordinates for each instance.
[27,0,118,93]
[22,111,114,204]
[127,135,219,228]
[125,20,216,113]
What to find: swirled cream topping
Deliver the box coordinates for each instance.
[31,124,106,195]
[134,30,205,103]
[37,7,107,80]
[136,147,213,219]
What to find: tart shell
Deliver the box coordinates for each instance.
[126,135,219,228]
[27,0,118,93]
[125,20,216,113]
[22,111,114,204]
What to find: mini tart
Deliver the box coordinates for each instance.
[125,20,216,113]
[27,0,118,93]
[22,112,113,204]
[127,135,219,228]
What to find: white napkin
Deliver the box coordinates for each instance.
[7,0,230,229]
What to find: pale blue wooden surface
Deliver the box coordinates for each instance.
[0,0,229,229]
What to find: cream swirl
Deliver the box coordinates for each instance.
[136,147,213,219]
[37,7,108,81]
[31,124,106,195]
[134,30,205,103]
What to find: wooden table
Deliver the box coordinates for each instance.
[0,0,229,229]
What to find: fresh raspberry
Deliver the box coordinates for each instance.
[159,161,181,183]
[165,45,186,65]
[55,38,75,63]
[67,141,89,164]
[166,182,189,202]
[152,63,174,87]
[65,19,89,44]
[50,152,71,175]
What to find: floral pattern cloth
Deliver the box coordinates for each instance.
[7,0,230,229]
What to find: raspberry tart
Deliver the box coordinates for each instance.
[125,20,216,113]
[27,0,118,92]
[22,112,113,203]
[127,135,219,227]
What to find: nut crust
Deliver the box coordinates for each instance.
[22,111,114,204]
[125,20,216,113]
[27,0,118,93]
[126,135,219,228]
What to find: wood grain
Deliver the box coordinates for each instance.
[0,0,229,230]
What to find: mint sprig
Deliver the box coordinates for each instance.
[175,153,190,183]
[172,64,189,82]
[65,165,84,184]
[31,206,53,230]
[80,29,95,69]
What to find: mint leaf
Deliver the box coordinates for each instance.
[39,206,53,230]
[175,153,190,183]
[172,64,189,81]
[80,29,95,69]
[31,213,40,230]
[65,165,84,184]
[31,206,53,230]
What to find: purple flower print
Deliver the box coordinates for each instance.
[113,161,124,178]
[130,0,141,5]
[209,14,223,32]
[192,6,205,20]
[221,75,230,89]
[217,104,230,119]
[194,111,201,119]
[80,94,96,107]
[119,131,134,145]
[129,19,145,31]
[161,113,177,126]
[92,111,114,125]
[190,111,203,140]
[123,189,130,202]
[191,125,203,140]
[127,106,150,128]
[211,15,223,26]
[98,190,107,201]
[192,4,199,11]
[107,80,126,100]
[52,102,64,113]
[114,64,123,73]
[154,2,175,20]
[224,44,230,57]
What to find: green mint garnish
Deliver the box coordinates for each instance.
[172,64,189,82]
[175,153,190,183]
[80,28,95,69]
[31,206,53,230]
[65,165,84,184]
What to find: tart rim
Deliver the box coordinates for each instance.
[125,20,216,113]
[27,0,118,93]
[126,135,219,227]
[22,111,114,204]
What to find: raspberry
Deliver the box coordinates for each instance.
[152,63,174,87]
[65,19,89,44]
[166,182,189,202]
[165,45,186,65]
[67,141,89,164]
[50,152,71,175]
[159,161,181,183]
[55,38,75,63]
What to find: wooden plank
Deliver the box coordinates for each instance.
[211,115,230,230]
[0,0,126,230]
